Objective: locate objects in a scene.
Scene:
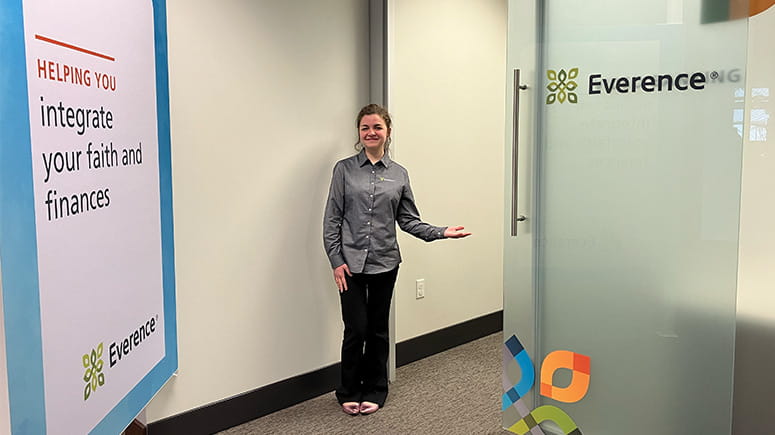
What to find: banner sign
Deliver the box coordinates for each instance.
[0,1,177,433]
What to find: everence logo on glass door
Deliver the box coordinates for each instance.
[546,68,580,104]
[545,66,728,105]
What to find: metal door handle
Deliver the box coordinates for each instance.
[512,69,528,236]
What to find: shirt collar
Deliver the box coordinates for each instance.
[357,149,392,168]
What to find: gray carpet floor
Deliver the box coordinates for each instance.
[218,333,505,435]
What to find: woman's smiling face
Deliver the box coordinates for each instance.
[359,114,390,153]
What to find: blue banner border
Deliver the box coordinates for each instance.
[0,1,46,433]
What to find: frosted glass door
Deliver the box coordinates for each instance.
[503,1,748,434]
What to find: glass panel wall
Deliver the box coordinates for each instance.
[504,1,748,434]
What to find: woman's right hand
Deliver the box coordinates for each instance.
[333,264,352,293]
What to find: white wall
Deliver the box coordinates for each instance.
[388,0,506,341]
[146,0,370,421]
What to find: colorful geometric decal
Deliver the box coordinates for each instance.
[502,334,591,435]
[502,335,536,410]
[701,0,775,22]
[540,350,591,403]
[508,405,582,435]
[751,0,775,16]
[502,335,546,435]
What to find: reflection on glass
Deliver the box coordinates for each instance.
[750,88,770,142]
[734,108,745,137]
[734,88,746,137]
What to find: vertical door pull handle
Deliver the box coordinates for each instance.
[512,69,528,236]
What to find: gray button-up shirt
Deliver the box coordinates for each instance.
[323,150,447,274]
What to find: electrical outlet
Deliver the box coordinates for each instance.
[416,279,425,299]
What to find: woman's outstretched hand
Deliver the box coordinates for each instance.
[333,263,352,292]
[444,226,471,238]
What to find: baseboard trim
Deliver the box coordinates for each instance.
[148,310,503,435]
[148,364,340,435]
[396,310,503,367]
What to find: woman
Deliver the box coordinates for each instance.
[323,103,470,415]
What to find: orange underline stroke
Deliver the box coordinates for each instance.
[34,34,115,62]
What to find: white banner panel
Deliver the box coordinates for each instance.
[23,0,164,431]
[0,1,177,434]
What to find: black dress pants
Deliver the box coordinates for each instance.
[336,267,398,407]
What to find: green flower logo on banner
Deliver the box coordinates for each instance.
[546,68,579,104]
[83,343,106,401]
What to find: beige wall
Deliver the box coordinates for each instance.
[733,5,775,433]
[146,0,370,421]
[388,0,506,341]
[147,0,508,423]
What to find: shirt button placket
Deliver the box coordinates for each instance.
[367,167,376,248]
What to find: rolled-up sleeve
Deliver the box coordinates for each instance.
[323,162,346,268]
[396,174,447,242]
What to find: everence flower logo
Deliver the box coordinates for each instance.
[546,68,579,104]
[83,343,106,401]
